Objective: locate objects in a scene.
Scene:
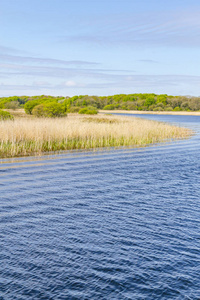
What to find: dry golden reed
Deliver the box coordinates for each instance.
[0,114,192,158]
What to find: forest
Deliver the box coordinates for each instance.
[0,93,200,114]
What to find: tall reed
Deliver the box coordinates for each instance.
[0,114,192,158]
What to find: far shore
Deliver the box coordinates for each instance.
[99,110,200,116]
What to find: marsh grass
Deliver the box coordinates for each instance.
[0,114,192,158]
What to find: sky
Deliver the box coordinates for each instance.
[0,0,200,97]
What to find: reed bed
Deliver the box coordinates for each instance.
[0,114,192,158]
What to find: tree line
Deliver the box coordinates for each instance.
[0,94,200,114]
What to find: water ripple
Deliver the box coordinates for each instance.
[0,114,200,299]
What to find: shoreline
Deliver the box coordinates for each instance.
[99,110,200,116]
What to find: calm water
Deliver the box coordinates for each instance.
[0,114,200,300]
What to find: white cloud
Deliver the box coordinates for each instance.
[65,80,77,87]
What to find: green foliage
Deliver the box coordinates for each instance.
[103,104,115,110]
[78,107,98,115]
[153,106,164,111]
[24,100,40,114]
[4,101,20,110]
[165,106,173,111]
[32,102,66,118]
[156,95,167,105]
[44,102,66,117]
[173,106,182,111]
[1,93,200,113]
[32,104,46,117]
[69,107,81,113]
[0,110,14,120]
[144,97,156,107]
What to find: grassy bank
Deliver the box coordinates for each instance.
[0,114,192,158]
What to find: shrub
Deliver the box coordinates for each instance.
[173,106,181,111]
[165,106,173,111]
[32,102,66,118]
[44,102,66,118]
[103,104,115,110]
[78,107,98,115]
[149,105,156,111]
[69,107,81,113]
[32,104,46,117]
[4,101,20,110]
[153,107,164,111]
[0,110,14,120]
[24,100,40,114]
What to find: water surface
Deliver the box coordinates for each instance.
[0,114,200,299]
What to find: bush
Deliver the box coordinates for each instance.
[69,107,81,113]
[44,102,66,118]
[0,110,14,120]
[32,104,46,117]
[4,101,20,110]
[165,106,173,111]
[32,102,66,118]
[153,107,164,111]
[103,104,115,110]
[173,106,181,111]
[78,107,98,115]
[24,100,40,114]
[126,104,138,110]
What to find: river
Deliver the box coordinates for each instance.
[0,114,200,299]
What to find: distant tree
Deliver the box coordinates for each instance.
[188,98,200,111]
[144,97,156,107]
[156,95,167,105]
[181,102,189,110]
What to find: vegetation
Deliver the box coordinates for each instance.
[0,93,200,114]
[0,110,14,121]
[69,107,81,113]
[59,93,200,112]
[0,93,195,158]
[78,106,98,115]
[4,101,20,110]
[24,100,41,114]
[0,114,191,158]
[32,102,66,118]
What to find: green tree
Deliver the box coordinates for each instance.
[32,102,66,118]
[24,100,40,114]
[144,97,156,107]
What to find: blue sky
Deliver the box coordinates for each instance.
[0,0,200,96]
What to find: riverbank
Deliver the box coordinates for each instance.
[99,110,200,116]
[0,114,192,158]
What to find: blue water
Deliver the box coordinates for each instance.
[0,114,200,299]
